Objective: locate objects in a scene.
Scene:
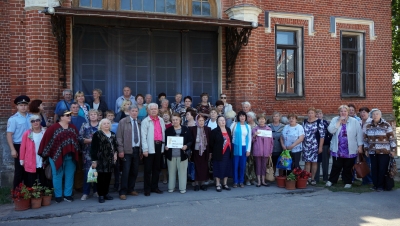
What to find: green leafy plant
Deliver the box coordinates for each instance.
[11,183,32,200]
[31,180,43,199]
[43,187,54,196]
[286,172,297,181]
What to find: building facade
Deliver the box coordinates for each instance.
[0,0,393,186]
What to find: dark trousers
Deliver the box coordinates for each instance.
[13,144,25,189]
[97,172,112,197]
[315,145,330,182]
[143,143,162,192]
[286,151,302,175]
[74,153,84,190]
[24,168,47,188]
[113,159,120,189]
[361,154,373,185]
[328,156,355,184]
[370,154,390,189]
[119,148,140,195]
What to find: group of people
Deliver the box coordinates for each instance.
[7,88,397,205]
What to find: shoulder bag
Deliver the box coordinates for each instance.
[266,156,275,181]
[353,154,370,178]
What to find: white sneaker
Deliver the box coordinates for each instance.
[245,181,251,186]
[168,189,174,193]
[81,194,88,201]
[93,192,99,197]
[344,184,352,189]
[325,181,332,187]
[180,190,186,194]
[204,181,209,185]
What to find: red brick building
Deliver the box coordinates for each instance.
[0,0,393,186]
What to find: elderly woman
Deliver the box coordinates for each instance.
[180,96,197,125]
[171,93,185,113]
[280,113,305,170]
[164,113,193,194]
[79,109,99,200]
[209,116,233,192]
[136,94,148,121]
[245,111,257,185]
[159,98,172,116]
[91,119,118,203]
[39,109,80,203]
[215,100,224,116]
[326,105,363,189]
[190,115,211,191]
[88,89,108,117]
[230,111,252,188]
[114,99,132,123]
[205,108,218,130]
[158,92,167,104]
[348,104,361,122]
[75,91,91,123]
[29,99,51,128]
[242,101,251,113]
[252,114,274,187]
[185,109,197,127]
[302,107,325,185]
[196,92,213,120]
[160,109,172,184]
[20,115,47,187]
[364,108,397,192]
[268,112,285,176]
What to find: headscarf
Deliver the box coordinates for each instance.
[234,121,249,156]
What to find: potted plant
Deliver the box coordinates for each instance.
[31,180,43,209]
[292,167,311,189]
[276,175,286,188]
[285,172,297,190]
[42,186,53,206]
[11,183,32,211]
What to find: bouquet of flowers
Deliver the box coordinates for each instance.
[292,167,311,180]
[11,183,32,201]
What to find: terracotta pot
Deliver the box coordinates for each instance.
[14,198,30,211]
[296,178,308,189]
[42,195,52,206]
[285,180,296,190]
[276,176,286,188]
[31,197,42,209]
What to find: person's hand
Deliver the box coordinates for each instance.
[318,148,323,154]
[287,145,293,150]
[11,149,18,158]
[357,146,363,154]
[140,153,143,160]
[209,153,212,160]
[114,153,117,162]
[165,146,169,151]
[246,152,250,157]
[282,145,287,150]
[182,145,187,151]
[92,161,97,168]
[340,116,346,124]
[118,152,124,158]
[19,160,24,166]
[143,151,149,157]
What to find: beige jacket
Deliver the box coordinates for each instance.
[116,116,142,154]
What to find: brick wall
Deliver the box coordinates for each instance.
[0,0,11,118]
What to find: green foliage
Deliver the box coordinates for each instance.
[393,0,400,126]
[0,187,12,205]
[286,172,297,181]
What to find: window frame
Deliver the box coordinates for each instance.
[275,25,304,98]
[340,31,366,98]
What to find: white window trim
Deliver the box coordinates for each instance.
[276,26,304,97]
[265,11,315,36]
[331,16,376,40]
[341,31,365,97]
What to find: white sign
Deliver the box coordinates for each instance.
[257,130,272,137]
[167,136,183,148]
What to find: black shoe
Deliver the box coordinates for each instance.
[99,196,105,203]
[144,191,151,196]
[222,184,231,191]
[64,196,74,202]
[200,185,207,191]
[55,197,63,203]
[194,185,200,191]
[151,188,163,194]
[104,194,113,200]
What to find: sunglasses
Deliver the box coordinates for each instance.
[221,97,227,99]
[63,114,71,117]
[31,119,41,123]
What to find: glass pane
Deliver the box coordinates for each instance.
[92,0,102,8]
[192,2,201,15]
[166,0,176,13]
[202,3,210,15]
[277,31,295,45]
[80,0,90,7]
[144,0,155,11]
[287,49,295,73]
[121,0,131,10]
[276,49,286,73]
[342,36,357,49]
[156,0,165,12]
[132,0,142,10]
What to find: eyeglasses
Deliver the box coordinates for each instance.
[30,119,41,123]
[63,114,71,117]
[221,97,227,99]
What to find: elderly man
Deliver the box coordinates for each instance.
[7,95,31,188]
[242,101,251,113]
[115,86,137,113]
[70,102,86,131]
[54,89,73,123]
[117,105,142,200]
[145,94,152,105]
[141,103,166,196]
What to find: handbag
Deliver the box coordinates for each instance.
[353,154,370,178]
[45,164,52,180]
[388,157,397,178]
[265,156,275,181]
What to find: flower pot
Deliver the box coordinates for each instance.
[42,195,52,206]
[276,176,286,188]
[14,198,30,211]
[296,178,308,189]
[31,197,42,209]
[285,180,296,190]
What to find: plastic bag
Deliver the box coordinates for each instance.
[276,150,292,170]
[87,167,98,183]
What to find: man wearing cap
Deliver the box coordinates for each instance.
[7,95,32,188]
[115,86,137,113]
[54,89,73,123]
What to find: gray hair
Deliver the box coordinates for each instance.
[241,101,251,108]
[246,111,256,120]
[128,105,139,111]
[98,118,111,131]
[30,114,41,122]
[369,108,381,118]
[88,109,99,115]
[63,89,72,96]
[161,99,169,104]
[147,103,158,110]
[145,94,152,98]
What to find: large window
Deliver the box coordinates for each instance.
[275,27,303,97]
[120,0,176,13]
[341,32,365,97]
[192,0,211,16]
[80,0,102,8]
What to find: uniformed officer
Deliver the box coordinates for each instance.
[7,95,32,188]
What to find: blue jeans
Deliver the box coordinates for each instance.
[362,155,373,185]
[233,146,247,184]
[83,168,97,195]
[49,154,76,198]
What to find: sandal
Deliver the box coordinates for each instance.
[216,185,222,192]
[239,183,245,188]
[311,180,316,186]
[256,184,261,187]
[232,183,238,188]
[262,183,270,187]
[222,184,231,191]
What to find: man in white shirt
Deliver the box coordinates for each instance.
[115,86,137,113]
